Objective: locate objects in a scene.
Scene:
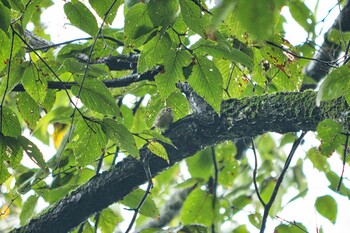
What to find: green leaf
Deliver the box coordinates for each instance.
[72,119,107,166]
[17,92,40,130]
[231,195,252,215]
[64,1,98,36]
[288,0,315,34]
[63,58,109,77]
[317,119,345,157]
[315,195,337,223]
[17,135,47,169]
[188,56,223,113]
[147,0,179,28]
[0,2,10,34]
[101,118,139,158]
[274,223,308,233]
[138,32,172,72]
[306,147,330,172]
[1,106,21,137]
[8,0,25,12]
[236,0,275,40]
[98,208,122,233]
[194,41,254,69]
[181,188,214,227]
[20,195,39,225]
[22,64,47,105]
[89,0,121,25]
[186,148,213,181]
[248,213,262,229]
[0,62,27,97]
[120,188,159,218]
[316,65,350,106]
[71,78,119,115]
[147,141,169,162]
[0,135,22,184]
[141,130,174,147]
[124,3,154,46]
[155,50,192,99]
[179,0,210,37]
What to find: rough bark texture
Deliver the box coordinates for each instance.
[11,91,350,233]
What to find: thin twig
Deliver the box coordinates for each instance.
[275,215,309,233]
[337,133,349,191]
[27,36,124,51]
[266,41,339,68]
[125,158,153,233]
[211,146,218,233]
[251,138,266,206]
[260,132,306,233]
[0,29,15,132]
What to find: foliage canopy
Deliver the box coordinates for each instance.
[1,0,350,233]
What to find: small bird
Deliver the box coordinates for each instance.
[151,107,173,130]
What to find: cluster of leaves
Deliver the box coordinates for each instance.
[0,0,349,232]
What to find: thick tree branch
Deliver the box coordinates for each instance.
[11,91,350,233]
[303,0,350,89]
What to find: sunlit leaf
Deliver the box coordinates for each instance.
[120,188,159,219]
[316,65,350,106]
[71,78,119,115]
[98,208,122,233]
[20,195,39,225]
[236,0,275,40]
[124,3,153,46]
[155,49,192,99]
[315,195,337,223]
[188,56,223,113]
[181,188,215,227]
[0,2,11,34]
[138,32,172,72]
[17,92,40,130]
[147,140,169,162]
[89,0,121,24]
[17,136,47,169]
[1,106,21,137]
[102,118,139,158]
[64,1,98,36]
[179,0,210,37]
[22,64,47,105]
[317,119,345,157]
[72,119,107,166]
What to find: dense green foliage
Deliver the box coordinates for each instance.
[0,0,350,232]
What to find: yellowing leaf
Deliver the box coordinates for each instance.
[52,123,69,149]
[147,141,169,162]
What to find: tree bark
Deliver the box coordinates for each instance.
[11,91,350,233]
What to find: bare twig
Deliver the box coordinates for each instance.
[211,146,218,233]
[337,133,349,191]
[251,139,266,206]
[260,132,306,233]
[125,159,153,233]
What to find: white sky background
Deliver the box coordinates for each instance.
[20,0,350,232]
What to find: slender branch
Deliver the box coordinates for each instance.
[11,66,162,92]
[27,35,124,51]
[260,132,306,233]
[337,133,349,191]
[211,146,218,233]
[125,159,153,233]
[251,138,266,207]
